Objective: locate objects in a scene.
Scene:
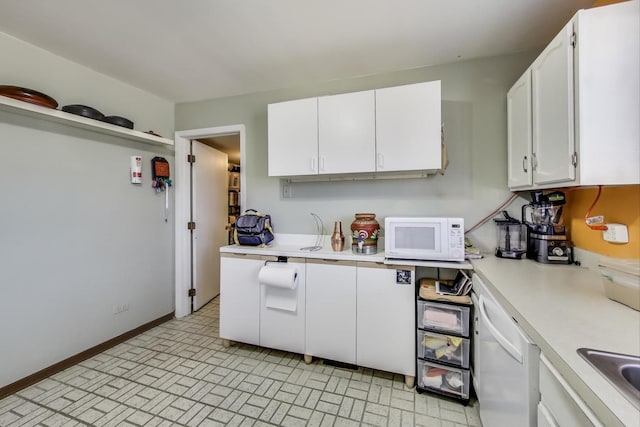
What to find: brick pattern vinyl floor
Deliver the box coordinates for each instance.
[0,297,481,426]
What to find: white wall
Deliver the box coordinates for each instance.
[175,52,536,250]
[0,32,174,137]
[0,33,175,388]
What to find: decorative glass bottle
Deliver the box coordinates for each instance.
[331,221,345,252]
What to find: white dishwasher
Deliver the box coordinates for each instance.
[473,273,540,427]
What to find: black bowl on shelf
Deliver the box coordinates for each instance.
[103,115,134,129]
[61,104,105,121]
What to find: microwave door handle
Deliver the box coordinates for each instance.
[478,295,523,364]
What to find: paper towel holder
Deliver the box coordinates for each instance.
[265,256,288,265]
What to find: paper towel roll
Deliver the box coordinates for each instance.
[258,264,299,290]
[260,263,299,312]
[258,263,298,289]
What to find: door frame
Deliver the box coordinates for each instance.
[174,124,246,318]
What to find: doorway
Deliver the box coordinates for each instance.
[174,125,246,318]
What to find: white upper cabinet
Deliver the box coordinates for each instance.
[507,71,533,189]
[267,97,318,177]
[318,90,376,174]
[507,0,639,190]
[575,0,639,186]
[376,80,441,172]
[531,21,576,187]
[267,80,442,178]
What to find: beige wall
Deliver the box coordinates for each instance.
[176,52,537,249]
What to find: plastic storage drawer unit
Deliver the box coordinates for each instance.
[418,359,470,399]
[417,300,470,337]
[417,330,470,368]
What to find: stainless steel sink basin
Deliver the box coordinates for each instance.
[578,348,640,409]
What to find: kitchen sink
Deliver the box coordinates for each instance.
[577,348,640,409]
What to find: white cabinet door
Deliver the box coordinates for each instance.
[356,263,415,376]
[318,90,376,174]
[539,354,601,427]
[507,71,533,189]
[575,0,640,186]
[537,402,559,427]
[531,20,576,186]
[268,97,318,176]
[306,260,357,364]
[260,258,306,354]
[219,253,263,345]
[375,81,441,172]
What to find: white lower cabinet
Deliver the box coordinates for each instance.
[356,263,415,378]
[219,253,264,346]
[305,260,357,364]
[220,254,416,383]
[538,353,602,427]
[259,258,306,354]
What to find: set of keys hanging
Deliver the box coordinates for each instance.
[151,157,171,222]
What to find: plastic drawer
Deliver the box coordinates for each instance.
[417,359,470,399]
[417,300,470,337]
[417,330,470,368]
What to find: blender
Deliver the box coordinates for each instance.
[522,191,573,264]
[493,211,526,259]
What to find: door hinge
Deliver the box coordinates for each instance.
[570,32,576,48]
[187,154,196,163]
[187,221,196,230]
[188,288,196,297]
[571,152,578,168]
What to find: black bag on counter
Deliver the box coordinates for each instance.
[233,209,274,246]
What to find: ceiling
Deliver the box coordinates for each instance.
[0,0,593,104]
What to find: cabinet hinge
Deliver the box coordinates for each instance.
[570,32,576,48]
[188,288,196,297]
[571,152,578,168]
[187,154,196,163]
[187,221,196,230]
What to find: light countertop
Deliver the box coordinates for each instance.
[220,233,472,269]
[471,255,640,427]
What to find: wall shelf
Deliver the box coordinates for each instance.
[0,95,174,147]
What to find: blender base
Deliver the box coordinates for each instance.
[495,248,525,259]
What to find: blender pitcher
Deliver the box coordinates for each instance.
[493,211,526,259]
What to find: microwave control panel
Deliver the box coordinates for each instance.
[448,220,465,259]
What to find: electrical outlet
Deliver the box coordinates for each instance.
[603,223,629,243]
[113,303,130,314]
[283,184,293,198]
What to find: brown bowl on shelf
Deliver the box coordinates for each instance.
[0,85,58,109]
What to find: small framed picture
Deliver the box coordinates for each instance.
[396,269,412,285]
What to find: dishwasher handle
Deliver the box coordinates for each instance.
[478,295,523,364]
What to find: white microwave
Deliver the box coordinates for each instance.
[385,217,465,262]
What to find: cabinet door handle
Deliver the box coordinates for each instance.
[522,156,528,173]
[531,153,538,171]
[320,156,326,172]
[377,153,384,169]
[311,157,316,172]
